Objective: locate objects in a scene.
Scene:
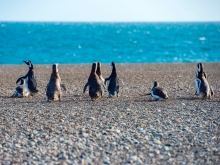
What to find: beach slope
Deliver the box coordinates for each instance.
[0,63,219,164]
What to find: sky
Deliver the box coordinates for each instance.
[0,0,220,22]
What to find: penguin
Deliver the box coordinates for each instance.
[96,62,105,83]
[16,60,38,96]
[46,63,62,102]
[147,81,168,101]
[104,62,120,97]
[195,70,214,99]
[83,62,105,100]
[11,78,29,98]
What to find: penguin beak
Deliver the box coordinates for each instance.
[23,60,29,65]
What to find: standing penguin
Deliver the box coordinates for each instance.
[104,62,120,97]
[46,64,62,102]
[16,60,38,96]
[96,62,105,83]
[147,81,168,101]
[11,78,29,98]
[195,70,214,99]
[83,62,105,100]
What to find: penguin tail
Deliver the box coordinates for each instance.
[10,93,15,98]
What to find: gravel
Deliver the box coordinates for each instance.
[0,63,219,164]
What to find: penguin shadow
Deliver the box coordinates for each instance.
[173,96,199,101]
[174,95,218,102]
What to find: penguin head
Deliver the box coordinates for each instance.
[97,62,101,68]
[96,62,101,75]
[111,62,115,69]
[23,60,33,69]
[151,81,158,89]
[91,62,97,73]
[197,63,203,72]
[52,63,59,73]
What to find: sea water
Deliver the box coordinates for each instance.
[0,22,220,64]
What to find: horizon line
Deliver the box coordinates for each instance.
[1,20,220,23]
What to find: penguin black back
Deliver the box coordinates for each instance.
[105,62,119,97]
[150,81,168,100]
[83,62,104,99]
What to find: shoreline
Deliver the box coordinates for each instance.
[0,61,220,66]
[0,63,219,164]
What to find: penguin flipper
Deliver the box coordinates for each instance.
[104,77,111,85]
[102,82,107,90]
[83,82,89,93]
[16,76,26,84]
[204,72,207,79]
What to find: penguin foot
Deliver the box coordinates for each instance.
[46,96,49,102]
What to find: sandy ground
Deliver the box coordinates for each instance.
[0,63,219,164]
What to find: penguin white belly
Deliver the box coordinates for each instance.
[13,90,19,97]
[23,90,29,97]
[101,77,105,83]
[151,91,160,100]
[25,77,31,96]
[195,80,200,95]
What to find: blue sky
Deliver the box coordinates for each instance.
[0,0,220,22]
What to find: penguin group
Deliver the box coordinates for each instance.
[11,61,215,101]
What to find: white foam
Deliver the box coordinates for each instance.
[199,37,206,41]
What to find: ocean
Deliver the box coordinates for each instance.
[0,22,220,64]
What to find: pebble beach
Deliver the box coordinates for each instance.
[0,63,219,164]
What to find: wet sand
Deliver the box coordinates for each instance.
[0,63,219,164]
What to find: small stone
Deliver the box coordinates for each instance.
[130,155,138,161]
[114,129,120,134]
[148,128,157,133]
[154,149,160,155]
[154,133,163,138]
[153,139,161,145]
[59,119,64,122]
[86,117,96,121]
[149,153,154,157]
[163,146,169,151]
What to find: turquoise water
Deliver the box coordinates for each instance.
[0,22,220,64]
